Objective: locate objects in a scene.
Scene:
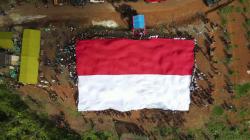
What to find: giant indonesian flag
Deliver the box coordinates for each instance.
[76,39,194,111]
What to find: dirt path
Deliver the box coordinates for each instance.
[6,0,209,27]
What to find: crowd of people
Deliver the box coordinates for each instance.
[49,18,234,112]
[191,63,215,107]
[56,37,77,84]
[190,18,220,107]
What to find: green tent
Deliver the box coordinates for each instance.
[0,32,13,49]
[19,29,41,84]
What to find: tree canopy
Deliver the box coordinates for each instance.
[0,84,113,140]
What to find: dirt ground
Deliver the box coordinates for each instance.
[1,0,250,139]
[5,0,212,27]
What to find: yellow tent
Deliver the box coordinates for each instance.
[19,29,41,84]
[0,32,13,49]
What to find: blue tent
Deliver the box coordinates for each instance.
[133,15,145,29]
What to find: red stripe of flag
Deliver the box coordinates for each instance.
[76,39,194,75]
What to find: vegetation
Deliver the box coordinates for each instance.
[238,0,248,4]
[224,56,233,65]
[234,82,250,98]
[235,6,244,13]
[228,69,235,76]
[205,120,250,140]
[0,84,81,139]
[152,126,184,139]
[158,127,180,137]
[244,19,250,49]
[218,5,234,27]
[238,107,250,118]
[154,118,250,140]
[187,104,250,140]
[212,105,224,116]
[81,130,113,140]
[0,84,113,140]
[219,6,234,15]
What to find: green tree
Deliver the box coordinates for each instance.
[0,84,81,140]
[0,84,115,140]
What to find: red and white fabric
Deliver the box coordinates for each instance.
[76,38,194,111]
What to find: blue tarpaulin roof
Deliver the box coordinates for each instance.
[133,15,145,29]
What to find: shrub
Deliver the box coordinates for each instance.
[224,57,233,65]
[246,19,250,27]
[206,121,250,139]
[212,105,224,116]
[81,130,113,140]
[159,127,174,136]
[247,31,250,39]
[219,6,234,15]
[238,108,249,118]
[238,0,248,4]
[234,82,250,98]
[228,69,236,76]
[221,17,228,26]
[235,7,244,13]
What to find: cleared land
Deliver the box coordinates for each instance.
[0,0,250,139]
